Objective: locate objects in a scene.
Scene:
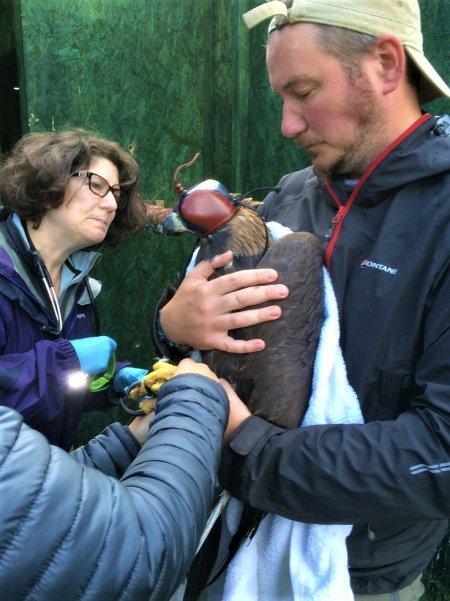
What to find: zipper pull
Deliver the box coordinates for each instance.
[367,523,376,541]
[332,206,345,224]
[325,206,345,239]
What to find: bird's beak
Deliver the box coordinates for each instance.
[161,212,189,235]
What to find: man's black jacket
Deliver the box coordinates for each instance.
[220,114,450,594]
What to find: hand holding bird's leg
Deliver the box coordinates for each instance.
[127,358,223,414]
[128,360,177,413]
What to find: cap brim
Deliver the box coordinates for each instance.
[406,46,450,104]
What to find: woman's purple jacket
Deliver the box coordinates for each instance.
[0,211,121,449]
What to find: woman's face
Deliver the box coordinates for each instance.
[44,156,120,253]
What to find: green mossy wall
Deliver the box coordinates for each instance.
[18,0,214,196]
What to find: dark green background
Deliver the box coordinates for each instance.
[0,1,449,597]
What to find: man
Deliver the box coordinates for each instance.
[157,1,450,598]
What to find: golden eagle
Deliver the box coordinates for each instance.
[162,154,325,430]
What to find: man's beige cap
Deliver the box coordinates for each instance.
[243,0,450,104]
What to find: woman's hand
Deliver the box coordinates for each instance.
[172,362,251,440]
[128,359,219,445]
[160,251,288,354]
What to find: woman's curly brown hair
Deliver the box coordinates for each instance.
[0,129,147,245]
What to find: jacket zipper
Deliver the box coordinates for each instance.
[324,205,345,240]
[324,188,353,271]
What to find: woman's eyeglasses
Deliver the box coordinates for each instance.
[72,171,128,209]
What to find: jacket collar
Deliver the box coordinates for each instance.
[0,212,101,284]
[321,114,450,208]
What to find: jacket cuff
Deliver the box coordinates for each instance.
[152,285,192,362]
[219,416,282,491]
[225,415,276,455]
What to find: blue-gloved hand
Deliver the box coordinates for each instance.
[113,366,148,393]
[71,336,117,376]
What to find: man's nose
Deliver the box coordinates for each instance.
[281,102,307,138]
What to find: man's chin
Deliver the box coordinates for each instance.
[299,143,349,178]
[312,153,353,179]
[311,156,336,179]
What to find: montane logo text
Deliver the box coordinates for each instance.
[360,259,398,275]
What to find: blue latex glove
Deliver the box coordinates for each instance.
[71,336,117,376]
[113,367,148,393]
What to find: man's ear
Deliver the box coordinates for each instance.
[374,34,405,95]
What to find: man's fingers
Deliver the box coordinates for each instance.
[227,283,288,312]
[214,303,282,353]
[161,254,288,353]
[210,268,281,296]
[189,253,288,307]
[237,302,281,325]
[189,251,234,281]
[186,256,218,280]
[209,251,234,269]
[219,337,266,354]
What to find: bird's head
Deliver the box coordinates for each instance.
[175,178,239,237]
[166,153,279,268]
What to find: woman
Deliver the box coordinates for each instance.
[0,129,147,449]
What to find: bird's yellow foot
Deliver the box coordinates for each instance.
[128,360,177,414]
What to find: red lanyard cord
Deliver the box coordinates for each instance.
[323,114,431,271]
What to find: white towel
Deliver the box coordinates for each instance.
[217,266,363,601]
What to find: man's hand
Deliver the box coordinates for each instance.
[128,412,155,446]
[160,251,289,353]
[172,358,220,382]
[220,379,251,440]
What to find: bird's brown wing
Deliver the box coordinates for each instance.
[235,231,324,429]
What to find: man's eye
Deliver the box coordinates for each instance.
[295,89,312,99]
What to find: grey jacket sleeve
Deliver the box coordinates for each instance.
[0,373,228,601]
[71,421,142,478]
